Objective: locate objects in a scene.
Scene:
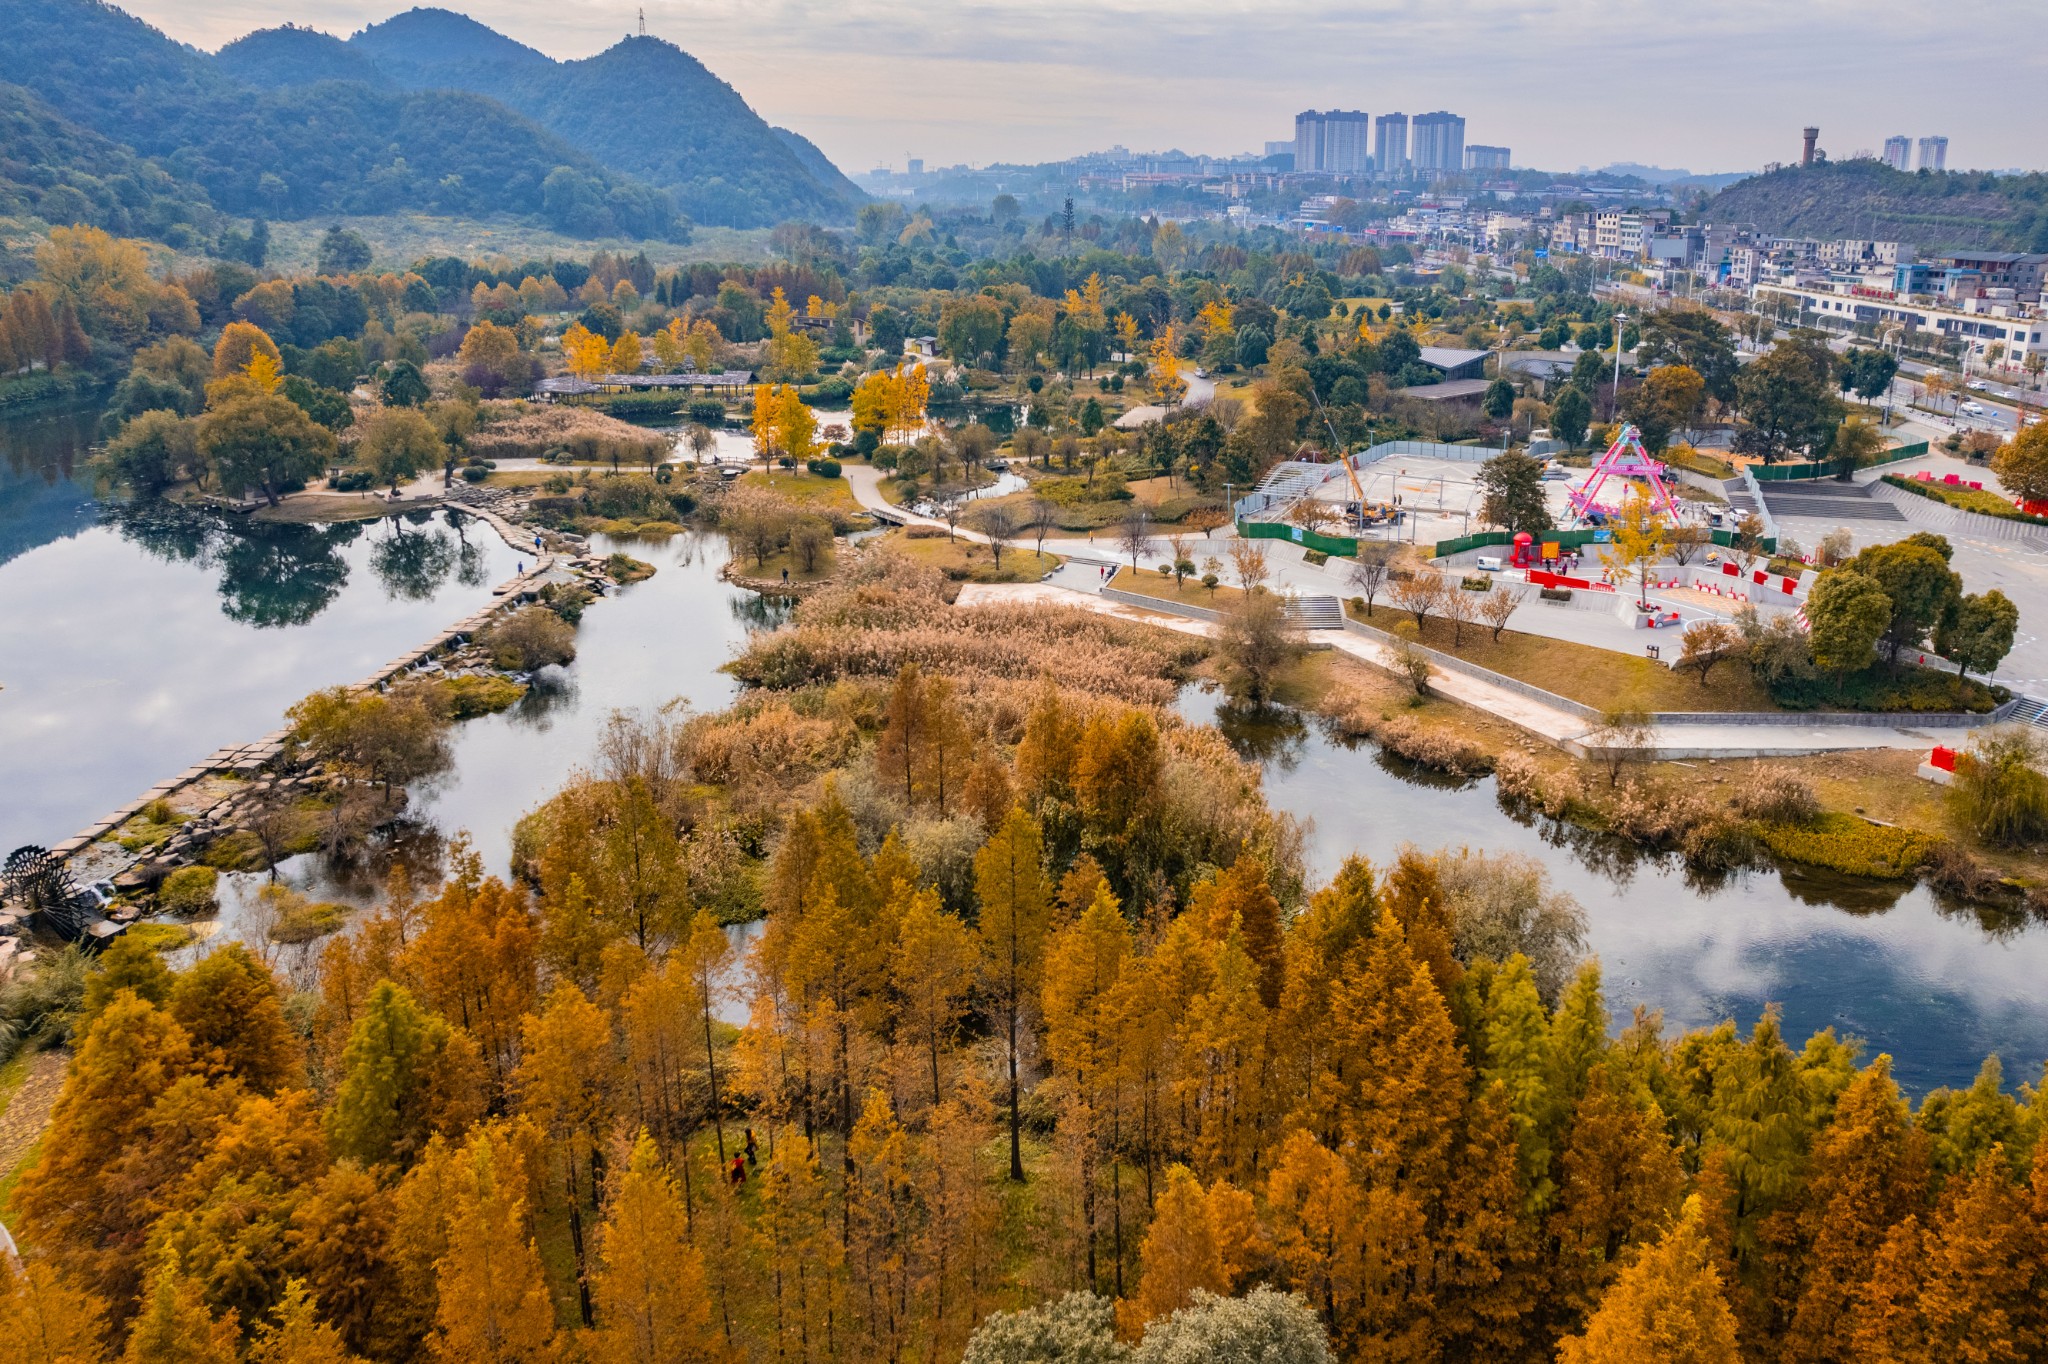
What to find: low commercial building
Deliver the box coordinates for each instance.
[1753,280,2046,366]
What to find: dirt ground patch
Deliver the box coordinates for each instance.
[0,1050,66,1197]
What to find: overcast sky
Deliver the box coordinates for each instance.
[126,0,2047,179]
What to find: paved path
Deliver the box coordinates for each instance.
[954,579,1977,758]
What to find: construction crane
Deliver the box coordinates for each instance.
[1302,381,1372,529]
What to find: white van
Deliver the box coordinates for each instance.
[1474,555,1504,572]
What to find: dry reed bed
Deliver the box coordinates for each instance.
[468,403,671,460]
[727,553,1208,707]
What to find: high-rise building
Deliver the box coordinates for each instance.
[1374,112,1408,177]
[1293,110,1371,175]
[1465,145,1510,172]
[1882,136,1911,171]
[1410,111,1466,174]
[1917,135,1948,172]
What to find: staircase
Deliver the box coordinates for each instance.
[1284,594,1346,630]
[2004,694,2048,730]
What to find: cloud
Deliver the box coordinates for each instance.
[122,0,2048,175]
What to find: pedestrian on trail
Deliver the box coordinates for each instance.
[745,1127,759,1167]
[730,1154,747,1187]
[782,567,790,583]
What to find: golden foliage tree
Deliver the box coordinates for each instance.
[1557,1196,1741,1364]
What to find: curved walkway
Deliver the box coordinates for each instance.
[954,579,1981,759]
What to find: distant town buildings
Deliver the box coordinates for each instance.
[1294,110,1372,175]
[1882,136,1911,171]
[1917,135,1948,172]
[1374,114,1408,178]
[1464,144,1510,171]
[1410,112,1467,174]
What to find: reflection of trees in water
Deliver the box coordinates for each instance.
[509,668,578,729]
[213,529,351,627]
[298,817,450,907]
[731,591,795,632]
[370,517,458,601]
[0,403,98,482]
[104,501,357,628]
[1214,701,1308,770]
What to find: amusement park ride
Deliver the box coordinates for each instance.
[1566,423,1682,526]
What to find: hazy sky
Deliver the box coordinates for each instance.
[126,0,2047,179]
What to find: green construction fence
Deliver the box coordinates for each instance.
[1746,441,1929,481]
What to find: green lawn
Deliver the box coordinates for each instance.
[889,531,1058,582]
[1108,566,1242,610]
[1347,600,1783,712]
[738,468,865,516]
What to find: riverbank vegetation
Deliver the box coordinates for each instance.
[10,547,2048,1363]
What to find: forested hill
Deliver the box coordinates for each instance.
[1702,161,2048,252]
[0,82,219,255]
[0,0,864,241]
[0,0,684,239]
[341,12,865,228]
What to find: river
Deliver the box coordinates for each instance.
[6,403,2048,1089]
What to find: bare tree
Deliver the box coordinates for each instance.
[1228,538,1271,593]
[1028,497,1057,556]
[1479,585,1519,642]
[1443,580,1477,647]
[1350,542,1395,617]
[975,503,1019,570]
[1116,507,1155,573]
[1390,569,1448,632]
[1667,524,1708,567]
[1589,704,1655,786]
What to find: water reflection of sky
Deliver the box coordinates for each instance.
[1183,687,2048,1094]
[0,505,520,849]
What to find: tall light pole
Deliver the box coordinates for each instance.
[1609,308,1627,420]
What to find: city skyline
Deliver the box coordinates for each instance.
[114,0,2047,180]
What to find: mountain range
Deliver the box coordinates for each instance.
[0,0,864,247]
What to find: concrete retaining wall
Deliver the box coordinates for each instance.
[1103,585,1226,623]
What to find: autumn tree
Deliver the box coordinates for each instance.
[1557,1196,1740,1364]
[589,1133,719,1364]
[429,1128,558,1364]
[0,1257,112,1364]
[976,806,1052,1180]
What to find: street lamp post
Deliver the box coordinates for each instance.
[1609,308,1627,420]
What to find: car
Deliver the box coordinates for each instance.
[1960,401,1986,416]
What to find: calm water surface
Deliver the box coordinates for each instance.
[0,410,522,848]
[1183,689,2048,1094]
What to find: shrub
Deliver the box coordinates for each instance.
[1303,549,1330,566]
[1950,726,2048,848]
[1460,576,1491,591]
[482,605,578,671]
[1539,587,1573,602]
[1752,812,1937,879]
[157,865,219,915]
[806,458,843,478]
[439,674,527,719]
[461,464,488,483]
[1733,773,1819,824]
[330,468,376,492]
